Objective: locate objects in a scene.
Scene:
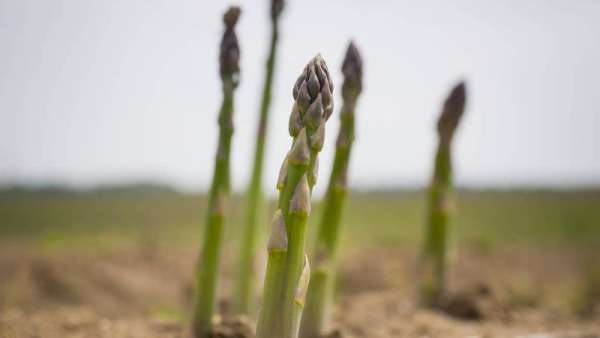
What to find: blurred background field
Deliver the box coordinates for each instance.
[2,186,599,251]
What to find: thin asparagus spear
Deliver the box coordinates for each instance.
[256,54,334,338]
[233,0,285,316]
[420,81,467,307]
[191,7,241,338]
[300,41,363,338]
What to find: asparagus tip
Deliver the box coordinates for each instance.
[293,54,334,123]
[448,81,467,106]
[342,40,363,97]
[219,6,241,82]
[437,80,467,141]
[313,53,325,64]
[267,210,288,251]
[271,0,284,21]
[223,6,241,28]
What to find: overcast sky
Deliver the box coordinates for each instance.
[1,0,599,194]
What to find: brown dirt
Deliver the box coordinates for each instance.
[1,243,598,338]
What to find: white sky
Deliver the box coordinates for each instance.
[1,0,599,194]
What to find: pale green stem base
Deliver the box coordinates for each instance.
[300,269,331,338]
[256,249,287,338]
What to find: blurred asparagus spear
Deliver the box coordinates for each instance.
[233,0,285,316]
[191,7,241,338]
[300,41,363,338]
[420,81,467,307]
[256,54,334,338]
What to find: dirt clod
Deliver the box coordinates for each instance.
[441,292,484,320]
[208,316,254,338]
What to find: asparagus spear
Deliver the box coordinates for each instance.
[191,7,241,338]
[420,81,467,307]
[300,41,363,338]
[256,54,334,338]
[233,0,285,316]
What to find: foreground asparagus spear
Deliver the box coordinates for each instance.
[256,54,334,338]
[420,81,467,307]
[233,0,285,316]
[300,42,363,338]
[192,7,241,338]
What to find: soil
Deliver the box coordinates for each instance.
[1,243,598,338]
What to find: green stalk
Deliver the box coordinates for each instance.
[256,210,288,335]
[257,54,334,338]
[233,0,285,316]
[192,7,241,338]
[257,134,311,338]
[281,179,311,338]
[420,143,450,306]
[300,41,363,338]
[291,256,310,338]
[420,81,467,307]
